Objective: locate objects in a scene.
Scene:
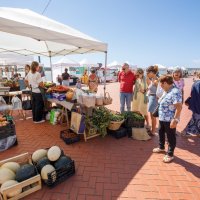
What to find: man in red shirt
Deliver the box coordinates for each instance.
[118,63,136,113]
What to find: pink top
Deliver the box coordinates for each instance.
[174,78,184,90]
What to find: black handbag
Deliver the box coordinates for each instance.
[22,97,32,110]
[152,105,159,117]
[185,97,191,105]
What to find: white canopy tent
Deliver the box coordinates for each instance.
[167,66,187,71]
[52,57,80,83]
[79,58,98,68]
[53,57,80,67]
[154,64,167,69]
[107,61,122,69]
[0,7,108,91]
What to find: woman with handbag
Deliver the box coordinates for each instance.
[146,65,159,135]
[153,75,182,163]
[182,73,200,137]
[132,68,149,127]
[25,61,45,123]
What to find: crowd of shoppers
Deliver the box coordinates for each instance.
[118,63,185,163]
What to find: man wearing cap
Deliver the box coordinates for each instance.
[118,63,136,113]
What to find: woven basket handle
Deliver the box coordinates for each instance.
[105,92,110,98]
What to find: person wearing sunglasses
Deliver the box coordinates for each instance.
[118,63,136,113]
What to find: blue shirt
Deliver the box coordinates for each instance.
[159,86,182,122]
[189,80,200,114]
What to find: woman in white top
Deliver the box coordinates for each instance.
[25,61,45,123]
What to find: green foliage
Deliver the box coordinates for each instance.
[109,113,124,122]
[86,108,127,137]
[122,111,144,121]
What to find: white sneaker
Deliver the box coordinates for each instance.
[34,120,45,124]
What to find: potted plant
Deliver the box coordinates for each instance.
[86,107,110,137]
[108,113,124,130]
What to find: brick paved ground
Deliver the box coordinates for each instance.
[0,78,199,200]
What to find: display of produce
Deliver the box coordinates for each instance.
[0,116,9,127]
[15,164,37,182]
[31,146,75,188]
[0,153,41,200]
[41,164,56,182]
[3,80,19,88]
[47,146,62,162]
[86,107,111,137]
[0,168,15,184]
[32,149,47,163]
[44,82,56,88]
[1,162,20,173]
[109,113,124,121]
[1,180,22,198]
[47,85,69,93]
[108,112,124,131]
[65,90,74,101]
[60,129,81,145]
[122,111,144,121]
[54,156,72,170]
[122,111,145,128]
[36,157,51,172]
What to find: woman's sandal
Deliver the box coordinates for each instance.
[163,155,174,163]
[152,147,165,153]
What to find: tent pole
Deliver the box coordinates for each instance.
[49,51,53,82]
[104,51,107,97]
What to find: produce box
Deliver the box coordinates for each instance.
[0,153,41,200]
[32,146,75,188]
[52,93,66,101]
[60,129,80,145]
[44,160,75,188]
[123,111,145,128]
[107,127,127,139]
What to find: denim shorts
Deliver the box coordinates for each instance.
[148,95,158,113]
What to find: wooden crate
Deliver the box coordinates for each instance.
[0,153,42,200]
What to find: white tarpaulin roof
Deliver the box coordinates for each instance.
[0,53,33,65]
[79,58,98,67]
[168,66,187,71]
[154,64,167,69]
[108,61,122,67]
[0,7,107,56]
[53,57,80,67]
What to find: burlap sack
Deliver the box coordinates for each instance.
[132,128,151,141]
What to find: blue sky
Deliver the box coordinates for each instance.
[1,0,200,68]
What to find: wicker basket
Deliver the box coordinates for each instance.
[108,120,124,131]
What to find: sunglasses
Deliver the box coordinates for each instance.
[122,68,125,70]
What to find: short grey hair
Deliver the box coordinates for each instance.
[123,63,129,68]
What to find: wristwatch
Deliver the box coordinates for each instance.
[173,118,180,123]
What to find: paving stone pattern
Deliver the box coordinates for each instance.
[0,78,199,200]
